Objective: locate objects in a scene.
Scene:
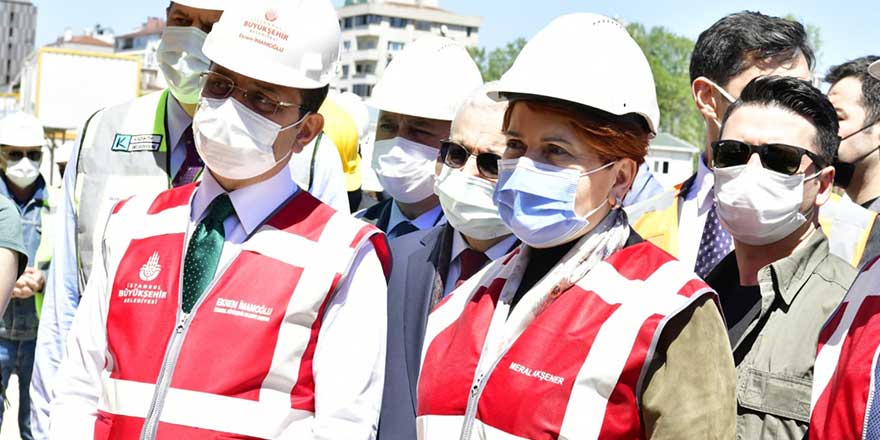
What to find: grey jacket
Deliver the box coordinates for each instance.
[378,224,455,439]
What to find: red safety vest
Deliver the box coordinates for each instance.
[92,184,390,440]
[417,241,715,439]
[810,256,880,439]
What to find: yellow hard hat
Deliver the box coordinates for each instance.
[319,97,361,191]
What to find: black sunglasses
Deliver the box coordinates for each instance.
[712,140,827,176]
[4,150,42,162]
[439,140,501,179]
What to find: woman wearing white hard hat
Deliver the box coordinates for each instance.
[416,14,736,439]
[358,36,484,239]
[50,1,391,439]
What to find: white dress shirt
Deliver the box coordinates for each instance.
[387,202,445,239]
[443,232,519,297]
[677,156,732,269]
[289,135,350,213]
[50,166,387,439]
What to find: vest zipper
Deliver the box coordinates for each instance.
[459,345,514,440]
[862,345,880,440]
[140,234,238,440]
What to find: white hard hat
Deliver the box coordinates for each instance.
[55,141,74,164]
[202,0,340,89]
[488,13,660,133]
[171,0,227,11]
[0,112,45,147]
[369,36,483,121]
[870,60,880,81]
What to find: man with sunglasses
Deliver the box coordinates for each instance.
[378,85,516,439]
[50,1,390,438]
[0,112,53,440]
[702,75,855,439]
[358,36,483,239]
[628,12,879,276]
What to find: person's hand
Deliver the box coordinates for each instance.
[12,268,43,299]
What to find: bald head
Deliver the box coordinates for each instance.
[451,83,508,145]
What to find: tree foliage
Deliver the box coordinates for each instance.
[468,38,527,82]
[626,23,704,148]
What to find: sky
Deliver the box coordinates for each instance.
[28,0,879,75]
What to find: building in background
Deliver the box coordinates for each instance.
[46,26,115,53]
[114,17,165,94]
[646,132,700,189]
[0,0,37,88]
[336,0,481,98]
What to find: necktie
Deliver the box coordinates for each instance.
[390,220,418,239]
[694,202,733,279]
[181,194,235,313]
[456,248,489,289]
[865,354,880,436]
[172,125,203,187]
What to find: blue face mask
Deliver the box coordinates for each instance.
[493,157,616,249]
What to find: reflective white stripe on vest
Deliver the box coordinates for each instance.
[242,226,355,275]
[560,259,702,439]
[256,213,359,405]
[811,264,880,410]
[119,204,190,241]
[100,378,313,438]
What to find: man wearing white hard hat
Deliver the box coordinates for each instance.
[0,112,52,440]
[28,2,227,436]
[358,36,483,239]
[49,1,390,438]
[417,14,735,439]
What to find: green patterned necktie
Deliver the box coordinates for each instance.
[182,194,235,313]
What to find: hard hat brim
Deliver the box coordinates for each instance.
[203,32,329,90]
[871,60,880,81]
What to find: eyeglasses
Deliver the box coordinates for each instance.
[199,72,305,116]
[3,150,42,162]
[712,140,827,176]
[439,140,502,179]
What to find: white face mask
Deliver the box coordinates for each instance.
[714,165,817,246]
[157,26,211,105]
[435,165,510,240]
[372,136,439,203]
[193,97,305,181]
[5,157,40,188]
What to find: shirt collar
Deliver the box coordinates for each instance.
[192,166,299,236]
[166,94,192,152]
[687,154,715,208]
[760,229,831,306]
[450,231,519,263]
[711,229,831,307]
[0,172,47,205]
[388,202,444,233]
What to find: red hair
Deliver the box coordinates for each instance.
[503,98,653,165]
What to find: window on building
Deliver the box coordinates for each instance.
[387,41,405,52]
[390,17,408,28]
[353,84,373,98]
[356,15,368,26]
[416,21,431,31]
[10,12,15,22]
[121,38,134,50]
[343,41,351,51]
[369,15,382,25]
[8,27,13,38]
[467,27,474,37]
[357,37,378,50]
[342,65,350,79]
[663,161,670,174]
[343,17,353,29]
